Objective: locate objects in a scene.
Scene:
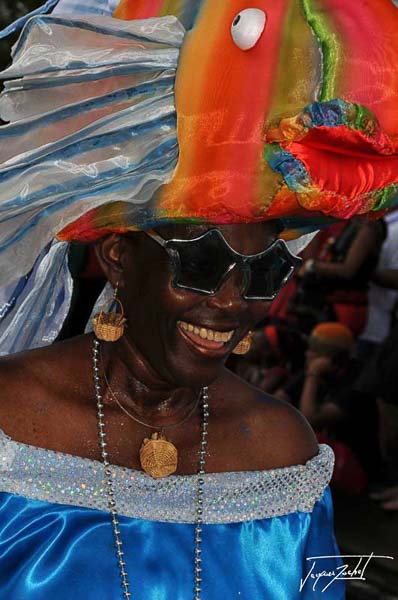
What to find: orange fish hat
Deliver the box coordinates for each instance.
[58,0,398,243]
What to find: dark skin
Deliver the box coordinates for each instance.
[0,222,317,475]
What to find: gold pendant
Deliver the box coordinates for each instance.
[140,432,178,478]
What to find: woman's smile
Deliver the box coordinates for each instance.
[177,319,236,356]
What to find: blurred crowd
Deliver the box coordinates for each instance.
[229,214,398,509]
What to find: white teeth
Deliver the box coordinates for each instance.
[178,321,235,343]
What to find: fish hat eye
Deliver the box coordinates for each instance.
[231,8,267,51]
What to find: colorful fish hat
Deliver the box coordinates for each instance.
[1,0,398,353]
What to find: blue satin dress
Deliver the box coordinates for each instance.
[0,430,345,599]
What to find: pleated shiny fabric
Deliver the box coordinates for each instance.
[0,431,345,599]
[0,241,72,356]
[0,14,184,287]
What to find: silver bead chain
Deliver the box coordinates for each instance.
[92,337,209,600]
[194,385,209,600]
[93,338,131,599]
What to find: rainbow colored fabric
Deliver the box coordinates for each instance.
[57,0,398,243]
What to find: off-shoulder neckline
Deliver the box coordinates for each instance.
[0,425,323,480]
[0,426,334,523]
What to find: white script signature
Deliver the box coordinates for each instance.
[300,553,394,593]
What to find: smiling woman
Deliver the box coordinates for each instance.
[0,0,397,598]
[0,220,336,598]
[93,223,286,389]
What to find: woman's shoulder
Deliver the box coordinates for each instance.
[0,341,320,474]
[0,335,92,390]
[216,368,319,471]
[0,336,93,441]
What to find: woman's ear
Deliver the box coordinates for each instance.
[93,234,124,287]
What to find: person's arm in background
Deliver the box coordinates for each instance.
[305,401,342,430]
[372,268,398,290]
[298,356,342,427]
[302,222,380,280]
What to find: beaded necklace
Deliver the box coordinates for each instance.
[92,337,210,599]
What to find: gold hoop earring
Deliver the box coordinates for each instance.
[93,283,127,342]
[232,331,253,355]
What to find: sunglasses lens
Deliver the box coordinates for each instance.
[165,230,299,299]
[245,243,296,299]
[169,230,233,293]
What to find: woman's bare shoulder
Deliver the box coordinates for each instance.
[0,335,92,389]
[216,368,319,471]
[0,335,93,439]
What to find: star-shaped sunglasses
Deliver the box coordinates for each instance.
[145,228,302,301]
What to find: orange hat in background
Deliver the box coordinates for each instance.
[309,322,354,355]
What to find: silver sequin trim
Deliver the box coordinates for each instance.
[0,429,334,524]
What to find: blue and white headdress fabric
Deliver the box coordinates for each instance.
[0,10,183,354]
[53,0,118,17]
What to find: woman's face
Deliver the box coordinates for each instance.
[116,222,280,388]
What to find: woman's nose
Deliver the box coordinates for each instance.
[206,265,248,312]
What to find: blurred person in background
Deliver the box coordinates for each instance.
[356,306,398,508]
[353,221,398,506]
[232,324,306,394]
[356,211,398,363]
[360,318,398,510]
[276,323,381,492]
[299,219,386,336]
[276,323,356,411]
